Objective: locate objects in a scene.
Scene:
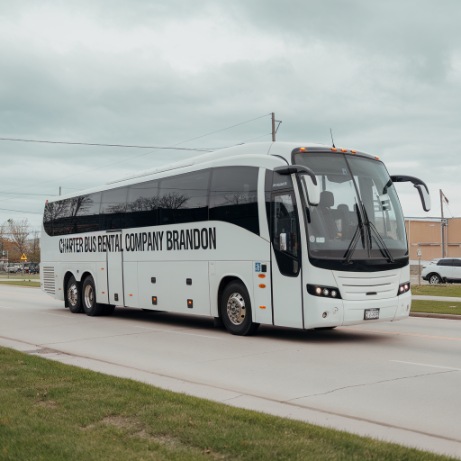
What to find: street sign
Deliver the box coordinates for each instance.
[20,253,27,261]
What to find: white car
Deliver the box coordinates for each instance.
[6,264,21,273]
[421,258,461,284]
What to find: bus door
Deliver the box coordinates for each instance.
[105,231,124,306]
[270,181,304,328]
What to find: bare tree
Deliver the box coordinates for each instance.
[27,230,40,263]
[6,219,30,261]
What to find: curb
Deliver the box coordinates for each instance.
[410,312,461,321]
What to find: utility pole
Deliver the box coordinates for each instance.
[440,189,448,258]
[271,112,282,142]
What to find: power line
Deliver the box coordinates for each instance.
[0,137,211,152]
[0,113,272,152]
[0,207,42,214]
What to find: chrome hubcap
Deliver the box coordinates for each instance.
[84,284,94,309]
[226,292,246,325]
[67,284,78,306]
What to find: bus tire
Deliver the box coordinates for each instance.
[82,276,105,316]
[66,276,82,313]
[220,281,259,336]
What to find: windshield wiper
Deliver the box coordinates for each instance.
[343,202,394,264]
[360,203,395,263]
[343,204,366,264]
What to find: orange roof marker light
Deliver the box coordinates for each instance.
[298,147,307,152]
[330,147,338,152]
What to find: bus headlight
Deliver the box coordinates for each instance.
[397,282,410,296]
[307,284,342,299]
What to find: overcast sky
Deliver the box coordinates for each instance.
[1,0,460,232]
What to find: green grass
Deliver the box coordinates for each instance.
[412,284,461,297]
[0,273,40,287]
[0,279,40,287]
[0,347,453,461]
[411,285,461,315]
[411,300,461,315]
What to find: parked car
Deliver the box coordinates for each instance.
[24,263,39,274]
[6,264,21,273]
[421,258,461,284]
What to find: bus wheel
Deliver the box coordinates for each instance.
[66,276,82,313]
[220,282,259,336]
[82,276,105,316]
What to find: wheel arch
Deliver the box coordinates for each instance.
[428,272,444,283]
[63,270,97,307]
[216,276,253,320]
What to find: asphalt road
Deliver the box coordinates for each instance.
[1,285,460,459]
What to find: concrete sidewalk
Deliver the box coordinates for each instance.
[412,295,461,302]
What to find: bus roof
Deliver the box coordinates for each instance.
[47,141,375,202]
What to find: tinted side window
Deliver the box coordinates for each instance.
[73,193,102,233]
[438,259,453,266]
[453,259,461,267]
[126,180,159,228]
[158,170,210,225]
[209,167,259,235]
[49,194,101,235]
[44,200,70,236]
[100,187,128,230]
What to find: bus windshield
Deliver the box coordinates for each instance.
[294,152,407,268]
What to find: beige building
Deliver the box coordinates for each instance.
[405,217,461,261]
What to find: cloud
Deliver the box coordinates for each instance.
[1,0,461,230]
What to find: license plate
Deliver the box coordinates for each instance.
[364,308,380,320]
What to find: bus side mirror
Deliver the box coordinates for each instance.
[390,175,431,212]
[414,183,431,212]
[274,165,320,206]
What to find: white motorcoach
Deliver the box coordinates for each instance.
[41,142,430,335]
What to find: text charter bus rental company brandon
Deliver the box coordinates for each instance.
[41,142,430,335]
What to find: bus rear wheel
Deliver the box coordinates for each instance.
[66,276,82,313]
[82,276,105,316]
[220,281,259,336]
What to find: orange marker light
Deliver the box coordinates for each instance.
[259,305,267,310]
[258,274,266,279]
[258,284,266,289]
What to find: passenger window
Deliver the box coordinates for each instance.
[73,193,102,233]
[126,180,159,228]
[158,170,210,225]
[100,187,128,230]
[50,193,101,235]
[209,167,259,235]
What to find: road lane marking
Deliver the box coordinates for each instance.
[390,360,461,372]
